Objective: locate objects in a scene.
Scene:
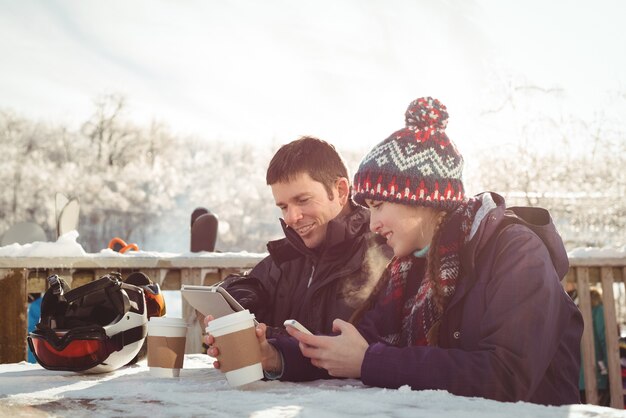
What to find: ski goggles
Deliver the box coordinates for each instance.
[27,325,145,372]
[142,282,166,318]
[123,271,166,318]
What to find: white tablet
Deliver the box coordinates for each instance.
[181,284,248,320]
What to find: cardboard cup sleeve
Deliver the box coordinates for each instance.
[147,336,186,369]
[213,327,262,373]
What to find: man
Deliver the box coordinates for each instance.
[219,136,391,337]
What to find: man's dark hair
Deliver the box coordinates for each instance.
[266,136,349,198]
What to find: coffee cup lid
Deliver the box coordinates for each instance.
[148,316,188,327]
[206,309,255,333]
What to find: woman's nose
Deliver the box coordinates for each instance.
[370,217,382,234]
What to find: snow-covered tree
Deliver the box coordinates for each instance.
[1,89,623,253]
[466,81,625,249]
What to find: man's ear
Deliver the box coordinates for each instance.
[336,177,350,205]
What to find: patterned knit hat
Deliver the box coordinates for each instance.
[353,97,464,210]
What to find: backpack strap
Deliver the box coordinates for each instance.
[504,206,551,229]
[457,205,553,301]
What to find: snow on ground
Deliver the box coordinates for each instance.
[0,355,622,418]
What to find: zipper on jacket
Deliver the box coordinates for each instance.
[307,265,315,288]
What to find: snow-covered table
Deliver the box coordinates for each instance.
[0,354,622,417]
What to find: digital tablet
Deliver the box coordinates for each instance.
[181,285,250,321]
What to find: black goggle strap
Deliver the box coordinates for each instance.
[107,324,147,352]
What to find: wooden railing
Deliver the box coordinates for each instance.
[565,258,626,409]
[1,254,624,408]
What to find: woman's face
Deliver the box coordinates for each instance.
[365,199,440,257]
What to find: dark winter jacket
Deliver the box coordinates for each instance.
[221,202,391,337]
[271,193,583,406]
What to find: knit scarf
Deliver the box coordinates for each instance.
[379,197,481,347]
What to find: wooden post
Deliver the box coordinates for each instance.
[576,267,599,405]
[161,270,181,290]
[181,268,204,354]
[200,268,218,286]
[601,267,625,409]
[94,269,112,282]
[26,270,47,294]
[0,269,28,363]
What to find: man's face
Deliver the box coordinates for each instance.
[271,172,345,249]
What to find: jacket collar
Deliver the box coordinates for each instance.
[267,201,371,265]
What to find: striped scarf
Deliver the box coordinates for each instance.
[379,198,481,346]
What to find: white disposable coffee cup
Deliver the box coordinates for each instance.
[147,317,188,378]
[206,309,263,387]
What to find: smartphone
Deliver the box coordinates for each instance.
[283,319,313,335]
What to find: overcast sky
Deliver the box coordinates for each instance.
[1,0,624,153]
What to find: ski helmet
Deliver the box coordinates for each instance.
[28,273,148,373]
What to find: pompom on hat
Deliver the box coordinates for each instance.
[353,97,465,210]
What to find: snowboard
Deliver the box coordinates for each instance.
[190,207,218,252]
[1,222,47,246]
[190,207,209,227]
[56,193,80,238]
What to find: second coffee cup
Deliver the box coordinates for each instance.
[147,316,188,378]
[206,309,263,387]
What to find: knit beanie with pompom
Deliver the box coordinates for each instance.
[352,97,465,210]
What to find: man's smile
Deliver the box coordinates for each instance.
[295,222,316,235]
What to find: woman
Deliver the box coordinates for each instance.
[206,97,583,405]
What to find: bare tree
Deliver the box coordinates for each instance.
[1,87,623,253]
[471,82,626,249]
[80,94,140,168]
